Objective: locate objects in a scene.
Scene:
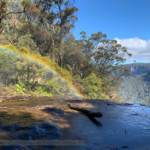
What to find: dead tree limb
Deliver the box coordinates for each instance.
[68,104,103,118]
[68,104,103,126]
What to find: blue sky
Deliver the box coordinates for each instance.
[73,0,150,40]
[72,0,150,62]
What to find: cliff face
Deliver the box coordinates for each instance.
[124,63,150,76]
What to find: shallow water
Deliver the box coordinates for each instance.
[0,98,150,150]
[54,100,150,150]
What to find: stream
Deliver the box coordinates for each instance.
[0,98,150,150]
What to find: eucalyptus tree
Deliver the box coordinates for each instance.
[79,31,131,75]
[53,0,78,67]
[78,31,132,95]
[0,0,28,28]
[34,0,78,67]
[90,32,131,75]
[35,0,58,59]
[0,0,7,29]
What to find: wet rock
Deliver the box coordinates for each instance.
[122,103,133,106]
[41,107,65,117]
[2,124,28,133]
[1,123,61,142]
[1,123,61,150]
[121,146,128,149]
[1,145,25,150]
[16,123,61,140]
[131,113,139,116]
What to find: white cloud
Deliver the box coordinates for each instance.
[115,37,150,62]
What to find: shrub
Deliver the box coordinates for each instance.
[82,73,108,99]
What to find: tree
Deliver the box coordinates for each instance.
[0,0,7,28]
[79,31,131,76]
[0,0,27,29]
[0,0,133,100]
[54,0,78,67]
[63,33,96,78]
[16,34,38,53]
[35,0,58,59]
[82,73,108,99]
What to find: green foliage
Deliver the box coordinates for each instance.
[33,86,53,97]
[20,47,30,53]
[16,81,26,94]
[44,77,70,95]
[17,34,38,53]
[41,55,73,82]
[0,0,132,101]
[82,73,108,99]
[5,44,19,52]
[0,45,75,97]
[0,0,7,27]
[0,34,12,44]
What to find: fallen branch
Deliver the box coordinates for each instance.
[68,104,103,126]
[68,104,103,117]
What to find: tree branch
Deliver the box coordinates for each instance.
[0,7,26,23]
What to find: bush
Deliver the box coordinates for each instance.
[20,47,30,53]
[16,80,26,94]
[82,73,108,99]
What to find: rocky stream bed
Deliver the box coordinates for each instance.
[0,97,149,150]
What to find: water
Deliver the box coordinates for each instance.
[0,98,150,149]
[41,99,150,150]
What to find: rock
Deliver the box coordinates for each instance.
[1,123,61,149]
[41,107,65,117]
[1,122,61,147]
[1,145,24,150]
[16,123,61,140]
[121,146,128,149]
[2,124,28,133]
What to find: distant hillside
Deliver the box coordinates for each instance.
[124,63,150,76]
[118,63,150,105]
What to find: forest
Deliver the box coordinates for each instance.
[0,0,132,100]
[118,63,150,105]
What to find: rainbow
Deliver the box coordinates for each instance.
[0,45,84,98]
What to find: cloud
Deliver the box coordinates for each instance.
[115,37,150,62]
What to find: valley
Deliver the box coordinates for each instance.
[119,63,150,105]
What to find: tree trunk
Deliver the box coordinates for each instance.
[26,65,30,90]
[58,51,63,68]
[58,38,63,67]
